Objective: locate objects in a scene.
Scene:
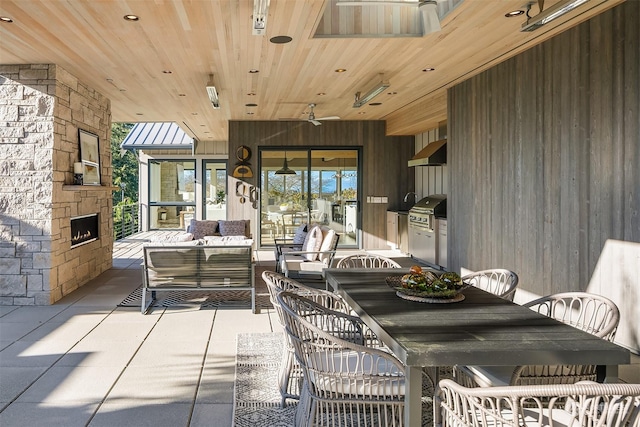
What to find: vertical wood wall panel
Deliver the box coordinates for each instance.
[228,120,414,249]
[448,1,639,352]
[413,128,448,199]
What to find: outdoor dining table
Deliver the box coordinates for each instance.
[324,268,631,427]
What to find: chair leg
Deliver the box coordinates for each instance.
[279,344,294,406]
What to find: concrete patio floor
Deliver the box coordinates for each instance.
[1,233,638,427]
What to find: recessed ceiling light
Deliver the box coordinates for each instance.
[335,68,347,73]
[247,112,254,115]
[178,93,186,97]
[162,70,172,74]
[0,16,13,23]
[247,92,256,96]
[270,35,292,44]
[505,10,525,17]
[388,91,397,95]
[106,78,114,82]
[369,102,382,106]
[422,67,436,72]
[200,124,205,127]
[123,14,139,21]
[192,112,198,115]
[358,112,366,115]
[119,89,126,92]
[317,92,326,96]
[249,69,259,74]
[136,113,143,116]
[245,103,258,107]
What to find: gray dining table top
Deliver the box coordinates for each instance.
[324,268,630,368]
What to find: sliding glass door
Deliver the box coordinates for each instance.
[202,160,227,221]
[259,148,360,248]
[148,159,196,230]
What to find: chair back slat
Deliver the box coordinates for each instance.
[335,254,402,269]
[462,269,519,301]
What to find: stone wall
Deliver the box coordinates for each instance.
[0,64,113,305]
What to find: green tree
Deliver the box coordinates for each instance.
[110,122,138,205]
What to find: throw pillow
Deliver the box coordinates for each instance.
[292,223,308,245]
[218,220,247,236]
[302,225,323,261]
[318,228,337,264]
[189,220,218,240]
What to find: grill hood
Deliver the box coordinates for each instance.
[408,138,447,167]
[410,194,447,218]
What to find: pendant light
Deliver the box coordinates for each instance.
[275,151,296,175]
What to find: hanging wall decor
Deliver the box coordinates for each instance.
[232,145,253,178]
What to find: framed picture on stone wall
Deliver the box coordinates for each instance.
[78,129,100,185]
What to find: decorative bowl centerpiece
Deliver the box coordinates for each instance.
[386,266,469,303]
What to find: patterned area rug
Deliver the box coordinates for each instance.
[117,286,273,310]
[233,332,297,426]
[232,332,448,426]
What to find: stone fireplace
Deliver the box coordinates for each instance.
[0,64,114,305]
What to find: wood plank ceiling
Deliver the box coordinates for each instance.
[0,0,623,141]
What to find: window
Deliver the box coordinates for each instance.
[203,161,227,221]
[149,160,196,230]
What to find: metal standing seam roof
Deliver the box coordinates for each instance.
[120,122,194,150]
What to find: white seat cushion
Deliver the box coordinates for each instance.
[281,257,326,274]
[203,235,253,246]
[475,407,573,427]
[307,350,405,397]
[462,365,512,387]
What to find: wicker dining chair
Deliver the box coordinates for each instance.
[335,253,402,269]
[262,270,350,406]
[454,292,621,388]
[461,269,519,301]
[262,270,382,406]
[436,379,640,427]
[277,290,408,427]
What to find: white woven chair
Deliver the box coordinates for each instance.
[277,290,407,427]
[262,270,383,406]
[335,253,402,269]
[461,268,519,301]
[436,379,640,427]
[262,270,354,406]
[454,292,621,388]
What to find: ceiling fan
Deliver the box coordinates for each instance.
[304,103,340,126]
[336,0,442,34]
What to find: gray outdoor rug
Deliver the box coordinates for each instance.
[233,332,297,426]
[232,332,448,426]
[116,286,273,310]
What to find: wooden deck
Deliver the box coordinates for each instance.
[113,230,188,260]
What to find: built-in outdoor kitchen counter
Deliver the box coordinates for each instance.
[386,210,409,254]
[406,195,446,270]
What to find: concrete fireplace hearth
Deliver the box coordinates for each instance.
[0,64,115,305]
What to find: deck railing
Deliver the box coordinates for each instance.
[113,203,140,240]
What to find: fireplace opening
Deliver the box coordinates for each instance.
[71,214,99,248]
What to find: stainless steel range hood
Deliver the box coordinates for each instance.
[408,138,447,167]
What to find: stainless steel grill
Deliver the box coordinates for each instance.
[408,194,446,232]
[408,194,446,265]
